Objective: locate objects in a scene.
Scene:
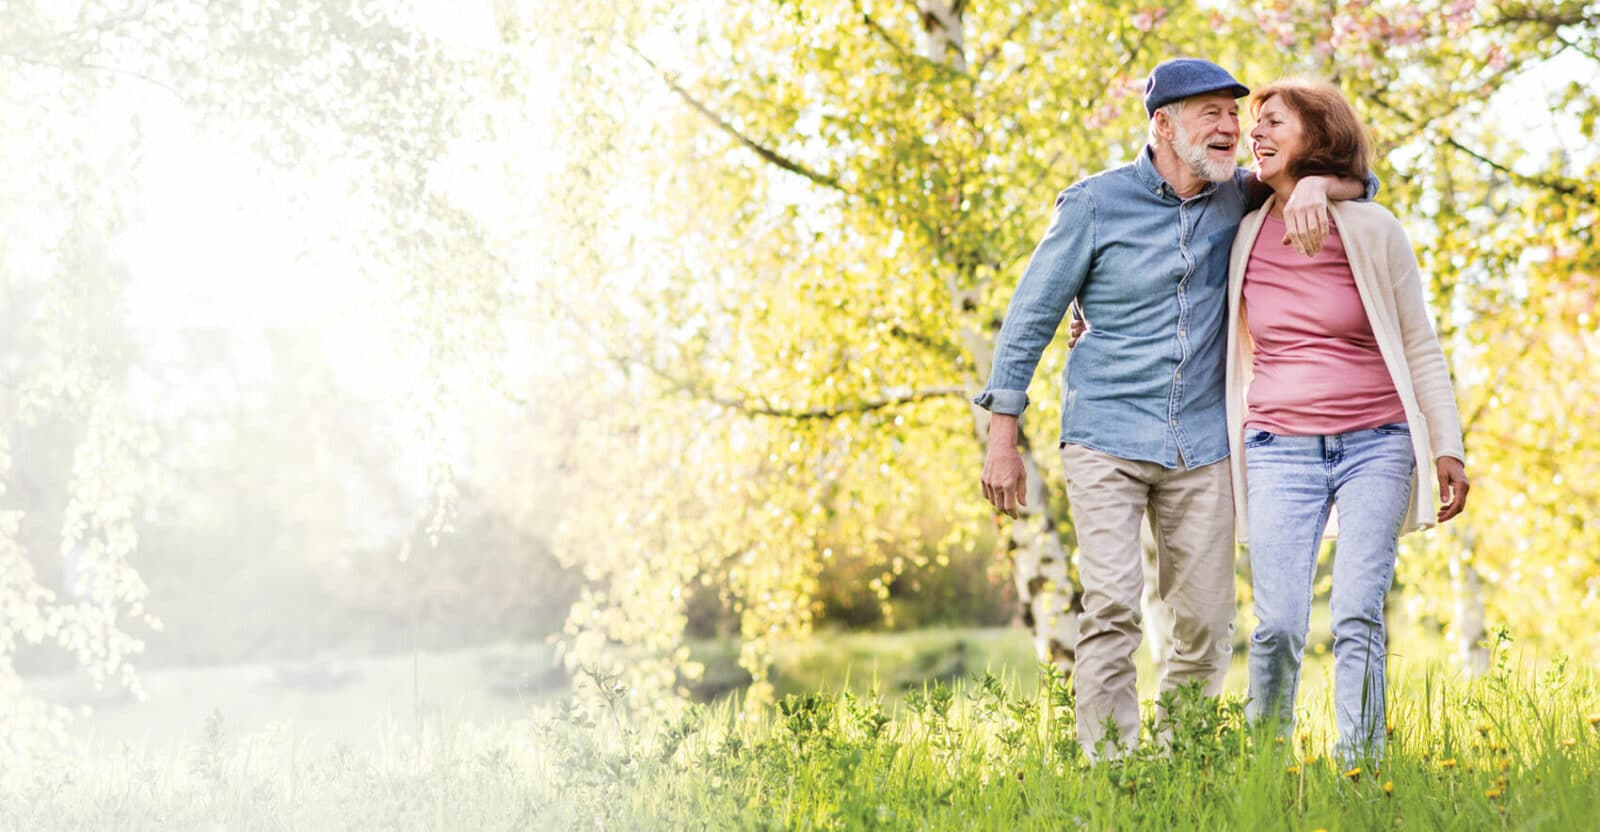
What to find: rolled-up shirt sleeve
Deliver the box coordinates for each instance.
[974,186,1095,416]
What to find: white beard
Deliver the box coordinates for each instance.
[1172,121,1237,183]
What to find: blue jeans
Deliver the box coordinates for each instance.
[1243,423,1414,761]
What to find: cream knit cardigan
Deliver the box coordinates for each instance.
[1225,196,1466,543]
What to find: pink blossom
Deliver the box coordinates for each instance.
[1445,0,1477,38]
[1392,23,1424,47]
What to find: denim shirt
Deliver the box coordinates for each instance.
[976,148,1372,469]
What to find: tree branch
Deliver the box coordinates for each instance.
[1,51,181,98]
[976,15,1030,77]
[638,347,968,421]
[851,0,912,57]
[1459,335,1536,436]
[1556,34,1600,64]
[631,45,960,249]
[1490,5,1597,29]
[72,2,156,38]
[719,386,969,420]
[629,46,847,194]
[1474,432,1600,512]
[571,308,968,422]
[880,321,965,362]
[1369,92,1598,206]
[1440,135,1592,203]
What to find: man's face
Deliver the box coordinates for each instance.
[1168,92,1240,183]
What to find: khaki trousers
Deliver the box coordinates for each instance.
[1061,443,1236,759]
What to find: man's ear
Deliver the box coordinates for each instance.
[1151,111,1173,144]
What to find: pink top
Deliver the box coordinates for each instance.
[1242,214,1406,435]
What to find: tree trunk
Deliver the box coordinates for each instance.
[926,0,1082,672]
[917,0,967,71]
[967,404,1081,668]
[1450,526,1489,677]
[1140,518,1173,680]
[1012,413,1082,666]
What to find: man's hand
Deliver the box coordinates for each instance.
[1436,457,1470,523]
[1282,176,1333,256]
[982,414,1028,518]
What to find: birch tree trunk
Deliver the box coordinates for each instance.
[1450,526,1489,677]
[968,405,1082,666]
[924,0,1082,670]
[1140,519,1174,680]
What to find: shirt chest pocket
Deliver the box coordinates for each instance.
[1199,228,1236,288]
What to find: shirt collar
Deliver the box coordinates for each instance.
[1136,145,1219,201]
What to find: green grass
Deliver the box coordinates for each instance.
[5,631,1598,830]
[539,632,1599,831]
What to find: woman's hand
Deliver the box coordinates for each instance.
[1068,316,1088,347]
[1436,457,1470,523]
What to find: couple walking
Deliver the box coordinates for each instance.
[977,59,1470,763]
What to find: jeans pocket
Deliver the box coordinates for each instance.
[1243,430,1275,449]
[1371,422,1410,436]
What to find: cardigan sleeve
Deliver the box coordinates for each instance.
[1386,226,1466,463]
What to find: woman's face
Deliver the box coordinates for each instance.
[1249,95,1304,189]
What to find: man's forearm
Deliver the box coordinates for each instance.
[988,412,1019,450]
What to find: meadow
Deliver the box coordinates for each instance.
[6,628,1598,830]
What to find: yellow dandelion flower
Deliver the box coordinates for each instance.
[1499,759,1512,772]
[1562,737,1577,748]
[1274,736,1285,745]
[1485,787,1502,799]
[1586,713,1600,727]
[1286,765,1301,775]
[1343,766,1363,781]
[1304,754,1320,765]
[1476,722,1493,735]
[1382,780,1394,795]
[1440,758,1458,769]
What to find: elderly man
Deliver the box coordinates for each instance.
[976,58,1374,759]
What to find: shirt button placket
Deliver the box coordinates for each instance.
[1172,204,1192,464]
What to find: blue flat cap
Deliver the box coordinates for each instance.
[1143,58,1250,117]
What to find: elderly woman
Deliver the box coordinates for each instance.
[1224,80,1470,761]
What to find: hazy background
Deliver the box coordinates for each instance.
[4,0,1599,758]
